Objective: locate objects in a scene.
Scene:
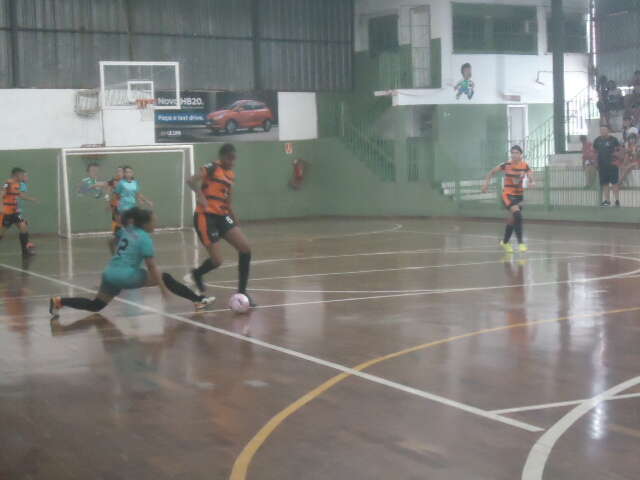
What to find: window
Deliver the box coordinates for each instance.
[369,15,399,56]
[547,14,587,53]
[453,3,538,54]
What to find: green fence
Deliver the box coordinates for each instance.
[441,166,640,210]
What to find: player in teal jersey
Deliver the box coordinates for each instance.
[114,165,153,214]
[49,208,215,315]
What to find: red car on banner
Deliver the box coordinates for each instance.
[206,100,274,135]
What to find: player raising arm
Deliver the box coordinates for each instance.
[482,145,535,253]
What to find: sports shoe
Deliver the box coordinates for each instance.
[519,243,528,253]
[245,294,258,308]
[500,241,514,254]
[615,200,621,207]
[49,296,62,318]
[22,242,36,256]
[195,296,216,311]
[184,270,206,294]
[600,200,610,207]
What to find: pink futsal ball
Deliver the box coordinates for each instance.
[229,293,250,313]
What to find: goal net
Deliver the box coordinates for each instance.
[58,145,195,238]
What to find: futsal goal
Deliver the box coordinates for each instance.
[58,145,195,238]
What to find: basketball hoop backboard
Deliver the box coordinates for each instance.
[99,61,180,111]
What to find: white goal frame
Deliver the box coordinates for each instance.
[58,145,196,238]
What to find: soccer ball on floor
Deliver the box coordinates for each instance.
[229,293,250,314]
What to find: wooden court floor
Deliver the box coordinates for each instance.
[1,218,639,479]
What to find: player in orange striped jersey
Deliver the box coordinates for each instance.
[0,167,38,256]
[185,143,255,307]
[482,145,535,253]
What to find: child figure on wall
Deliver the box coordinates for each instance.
[454,63,475,100]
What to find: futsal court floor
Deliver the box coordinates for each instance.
[1,217,639,480]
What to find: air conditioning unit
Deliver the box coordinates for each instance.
[503,93,522,102]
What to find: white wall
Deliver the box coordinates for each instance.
[103,109,156,146]
[278,92,318,141]
[0,90,102,150]
[0,89,156,150]
[356,0,590,106]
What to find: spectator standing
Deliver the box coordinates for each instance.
[622,116,639,143]
[593,125,621,207]
[607,80,624,112]
[580,135,597,188]
[619,133,640,186]
[597,75,610,124]
[624,70,640,112]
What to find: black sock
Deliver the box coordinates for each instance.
[503,224,514,243]
[194,258,219,277]
[514,211,523,243]
[162,273,203,302]
[60,297,107,312]
[19,233,29,252]
[238,252,251,294]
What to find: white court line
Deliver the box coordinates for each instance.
[0,293,56,304]
[491,392,640,415]
[214,253,591,283]
[292,223,404,241]
[206,253,640,297]
[211,253,595,289]
[398,228,640,251]
[46,247,500,279]
[223,246,503,269]
[189,257,640,314]
[522,376,640,480]
[0,262,542,434]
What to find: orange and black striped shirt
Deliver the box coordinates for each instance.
[2,178,21,215]
[196,163,235,215]
[500,161,531,197]
[107,176,122,208]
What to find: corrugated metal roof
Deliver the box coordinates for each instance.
[16,0,127,31]
[131,0,252,37]
[17,31,129,88]
[0,0,353,90]
[133,35,254,90]
[0,31,11,87]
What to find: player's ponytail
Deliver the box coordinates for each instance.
[121,207,152,229]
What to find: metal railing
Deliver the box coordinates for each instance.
[340,120,397,182]
[523,86,600,168]
[566,86,599,138]
[524,117,555,169]
[442,166,640,209]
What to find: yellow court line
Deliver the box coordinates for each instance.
[229,305,640,480]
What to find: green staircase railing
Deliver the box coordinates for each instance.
[524,86,599,168]
[340,120,396,182]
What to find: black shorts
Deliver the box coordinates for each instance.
[0,213,26,228]
[599,164,619,186]
[502,194,524,210]
[110,206,124,235]
[194,212,236,247]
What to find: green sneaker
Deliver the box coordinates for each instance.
[500,241,514,254]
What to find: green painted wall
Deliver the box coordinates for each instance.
[0,150,59,235]
[528,104,553,134]
[433,104,509,180]
[0,141,323,237]
[5,135,640,237]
